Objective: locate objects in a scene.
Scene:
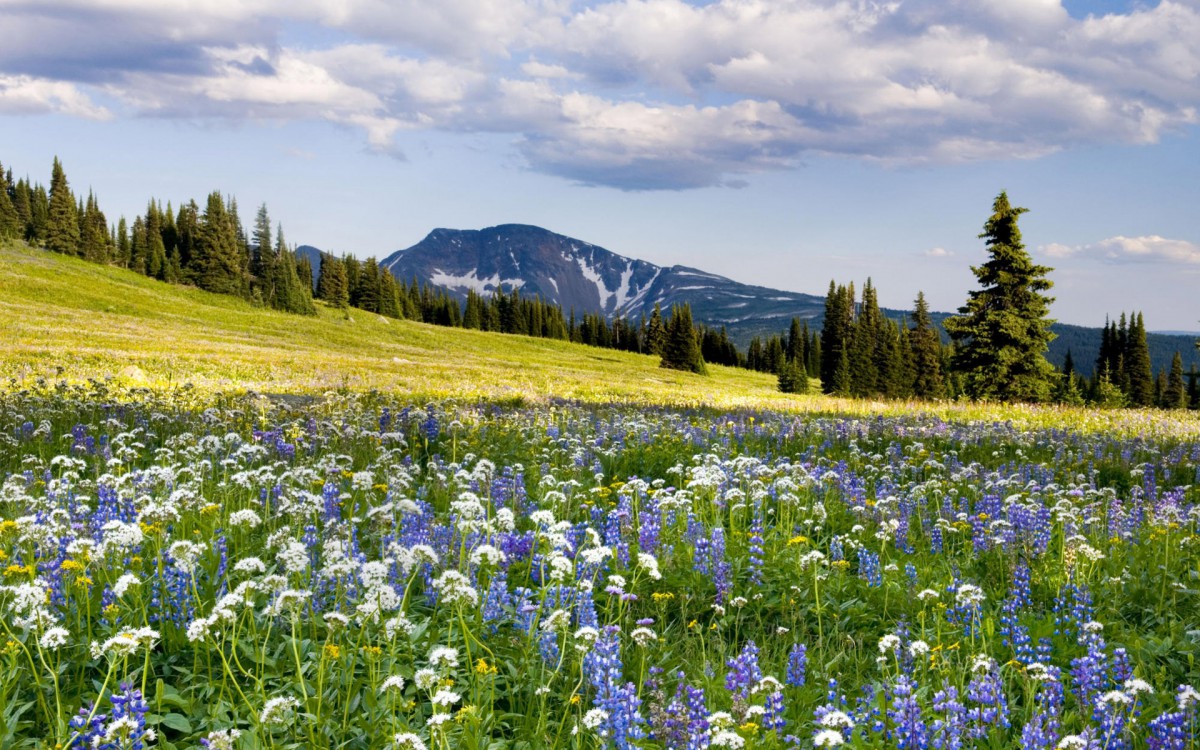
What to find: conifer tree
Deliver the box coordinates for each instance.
[46,157,80,255]
[786,318,805,364]
[1053,350,1084,405]
[12,179,33,238]
[357,257,383,313]
[820,281,854,394]
[909,291,945,400]
[1165,351,1187,409]
[0,159,19,239]
[194,192,243,295]
[646,303,667,355]
[145,201,167,280]
[378,269,402,319]
[777,357,808,394]
[660,303,706,375]
[270,231,316,315]
[175,200,200,282]
[80,191,110,262]
[944,191,1057,402]
[316,253,350,309]
[251,204,275,303]
[115,217,130,267]
[1124,312,1154,407]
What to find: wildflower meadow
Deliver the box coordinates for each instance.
[2,381,1199,749]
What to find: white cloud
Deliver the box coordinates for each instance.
[1043,235,1200,265]
[922,247,955,258]
[0,74,110,118]
[0,0,1197,188]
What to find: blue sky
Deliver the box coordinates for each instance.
[1,0,1197,329]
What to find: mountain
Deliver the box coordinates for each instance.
[309,224,1198,375]
[379,224,825,340]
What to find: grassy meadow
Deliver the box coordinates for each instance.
[1,240,1200,750]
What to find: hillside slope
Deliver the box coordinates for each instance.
[0,241,793,406]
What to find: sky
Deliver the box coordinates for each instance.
[1,0,1197,330]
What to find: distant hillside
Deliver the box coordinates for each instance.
[0,240,785,404]
[306,224,1200,375]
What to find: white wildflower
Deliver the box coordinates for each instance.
[260,696,300,725]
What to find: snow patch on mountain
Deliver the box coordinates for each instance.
[430,269,525,294]
[574,256,614,309]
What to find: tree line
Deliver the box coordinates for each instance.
[0,156,315,315]
[812,192,1197,408]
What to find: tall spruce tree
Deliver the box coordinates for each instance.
[820,281,854,394]
[646,303,667,355]
[46,157,80,255]
[194,191,243,295]
[1124,312,1154,407]
[909,291,944,400]
[944,191,1057,402]
[1165,352,1187,409]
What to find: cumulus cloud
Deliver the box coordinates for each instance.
[1043,235,1200,264]
[0,0,1197,189]
[0,75,110,118]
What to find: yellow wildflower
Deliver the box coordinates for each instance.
[474,658,498,676]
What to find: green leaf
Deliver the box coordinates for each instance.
[161,713,193,733]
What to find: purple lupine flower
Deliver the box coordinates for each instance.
[931,682,965,750]
[724,641,762,700]
[764,688,787,736]
[786,643,807,688]
[965,656,1009,739]
[889,675,929,750]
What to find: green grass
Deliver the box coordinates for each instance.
[0,240,803,407]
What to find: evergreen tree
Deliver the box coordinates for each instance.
[129,217,148,275]
[848,280,880,396]
[646,303,667,355]
[175,200,200,283]
[144,201,167,280]
[115,217,130,267]
[194,191,243,295]
[357,257,383,313]
[1053,349,1084,405]
[251,204,276,303]
[943,191,1057,402]
[12,179,33,239]
[786,317,805,365]
[909,292,944,400]
[820,281,854,394]
[28,184,49,244]
[79,190,110,262]
[1124,312,1154,407]
[0,159,19,239]
[660,304,706,375]
[777,357,808,394]
[1164,351,1187,409]
[378,269,402,319]
[316,253,349,309]
[46,157,80,254]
